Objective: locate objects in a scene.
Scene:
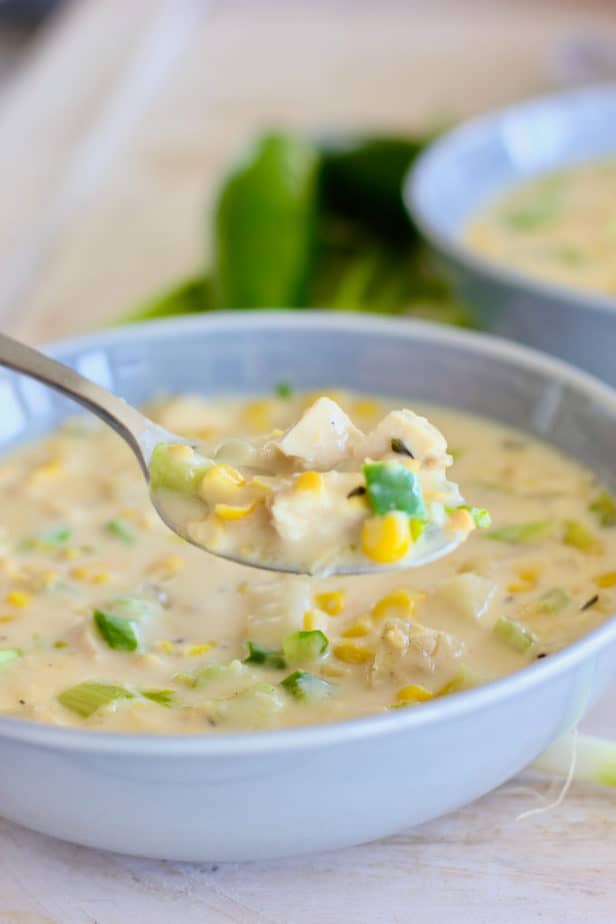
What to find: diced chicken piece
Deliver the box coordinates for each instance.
[438,573,497,627]
[357,410,448,463]
[269,472,363,545]
[274,398,364,470]
[371,617,461,685]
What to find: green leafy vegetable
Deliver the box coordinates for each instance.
[141,689,175,707]
[214,133,320,308]
[149,443,210,494]
[58,682,134,718]
[281,670,336,702]
[363,461,426,517]
[486,521,553,543]
[105,518,136,544]
[283,630,328,664]
[493,616,536,653]
[589,491,616,527]
[94,610,140,652]
[243,641,287,670]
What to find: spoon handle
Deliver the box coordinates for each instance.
[0,332,152,473]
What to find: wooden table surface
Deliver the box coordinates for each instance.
[1,1,616,921]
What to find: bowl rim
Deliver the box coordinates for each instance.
[406,82,616,316]
[2,310,616,757]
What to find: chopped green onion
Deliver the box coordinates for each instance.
[281,670,336,702]
[21,525,72,551]
[447,505,492,528]
[274,381,294,399]
[58,682,133,718]
[105,518,136,544]
[283,630,328,664]
[493,616,536,653]
[243,641,287,670]
[141,689,175,707]
[535,587,570,614]
[589,491,616,528]
[363,461,426,517]
[0,648,22,667]
[94,610,140,652]
[562,519,603,554]
[149,443,210,494]
[485,521,553,543]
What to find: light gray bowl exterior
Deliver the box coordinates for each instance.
[407,84,616,386]
[0,312,615,861]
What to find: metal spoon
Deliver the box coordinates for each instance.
[0,332,465,574]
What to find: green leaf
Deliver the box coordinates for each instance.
[485,521,553,543]
[589,491,616,528]
[58,682,134,718]
[141,689,175,707]
[363,461,425,517]
[105,518,136,544]
[243,641,287,670]
[282,630,328,664]
[493,616,536,653]
[213,134,320,308]
[94,610,140,652]
[281,670,336,702]
[118,276,212,323]
[149,443,210,495]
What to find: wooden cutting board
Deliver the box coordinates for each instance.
[0,2,615,921]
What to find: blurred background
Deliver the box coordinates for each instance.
[0,0,615,344]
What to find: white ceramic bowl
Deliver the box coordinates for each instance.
[1,312,615,862]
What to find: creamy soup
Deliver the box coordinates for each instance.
[465,159,616,295]
[0,389,614,734]
[150,397,477,574]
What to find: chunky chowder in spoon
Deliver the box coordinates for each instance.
[0,389,614,733]
[150,397,483,575]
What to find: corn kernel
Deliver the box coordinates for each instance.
[341,618,371,638]
[333,641,374,664]
[243,399,273,432]
[194,426,219,441]
[396,684,433,704]
[595,571,616,588]
[156,640,175,655]
[61,547,81,561]
[91,572,110,585]
[166,443,195,461]
[149,555,185,579]
[188,642,215,657]
[28,459,62,484]
[7,590,30,608]
[517,565,540,585]
[372,588,419,622]
[0,615,16,623]
[200,463,245,497]
[448,508,475,532]
[314,590,345,616]
[360,512,411,564]
[215,501,257,521]
[294,471,324,494]
[303,609,327,632]
[351,398,381,418]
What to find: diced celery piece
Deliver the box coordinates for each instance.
[141,689,175,707]
[109,596,158,621]
[94,610,140,651]
[0,648,22,667]
[281,670,336,702]
[493,616,536,653]
[589,491,616,527]
[149,443,210,494]
[105,518,136,544]
[463,505,492,529]
[536,587,570,614]
[58,681,133,718]
[21,525,72,551]
[243,641,287,670]
[282,630,328,664]
[486,521,553,543]
[187,659,248,691]
[562,519,603,554]
[363,461,425,517]
[438,665,483,696]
